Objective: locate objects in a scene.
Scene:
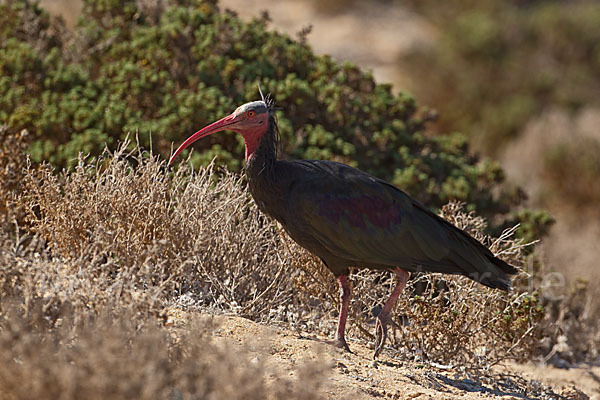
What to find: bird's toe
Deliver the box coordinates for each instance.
[373,314,390,359]
[329,337,352,353]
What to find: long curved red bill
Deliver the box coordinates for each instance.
[169,113,236,165]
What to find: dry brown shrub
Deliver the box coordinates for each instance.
[534,278,600,366]
[0,126,30,230]
[4,140,596,373]
[0,304,326,400]
[0,230,165,326]
[19,140,296,321]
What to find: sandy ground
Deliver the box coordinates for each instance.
[167,309,598,400]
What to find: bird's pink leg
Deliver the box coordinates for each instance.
[374,267,410,359]
[334,275,351,352]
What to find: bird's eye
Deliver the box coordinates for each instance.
[247,110,256,118]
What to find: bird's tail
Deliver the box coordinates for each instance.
[408,226,519,292]
[473,253,518,291]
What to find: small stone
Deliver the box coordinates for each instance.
[560,386,590,400]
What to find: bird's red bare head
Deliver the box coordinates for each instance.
[169,100,270,164]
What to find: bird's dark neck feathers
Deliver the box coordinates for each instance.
[246,113,279,179]
[246,114,283,215]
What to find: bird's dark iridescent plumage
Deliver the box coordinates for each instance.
[170,96,518,358]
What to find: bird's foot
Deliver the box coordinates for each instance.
[329,337,352,353]
[373,312,391,359]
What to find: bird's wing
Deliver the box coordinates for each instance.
[285,160,516,288]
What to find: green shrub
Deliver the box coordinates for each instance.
[1,0,529,218]
[403,0,600,155]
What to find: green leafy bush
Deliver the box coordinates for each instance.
[1,0,527,217]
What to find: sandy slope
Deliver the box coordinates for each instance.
[167,309,598,400]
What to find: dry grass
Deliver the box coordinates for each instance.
[19,140,297,321]
[0,304,326,400]
[0,139,329,399]
[0,126,29,230]
[0,139,598,399]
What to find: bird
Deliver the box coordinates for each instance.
[169,93,518,358]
